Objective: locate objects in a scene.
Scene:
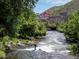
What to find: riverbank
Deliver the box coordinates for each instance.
[0,37,41,59]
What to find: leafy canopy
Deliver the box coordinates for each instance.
[0,0,38,37]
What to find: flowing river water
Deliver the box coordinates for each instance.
[7,31,75,59]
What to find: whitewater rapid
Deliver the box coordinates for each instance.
[18,31,69,53]
[7,31,75,59]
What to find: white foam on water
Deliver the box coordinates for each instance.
[17,31,70,54]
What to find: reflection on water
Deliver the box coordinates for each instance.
[7,31,75,59]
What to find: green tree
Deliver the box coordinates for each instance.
[19,12,46,39]
[58,10,79,56]
[0,0,46,40]
[63,11,79,43]
[0,0,38,37]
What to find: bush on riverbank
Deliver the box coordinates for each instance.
[68,44,79,56]
[0,36,40,59]
[0,36,38,47]
[19,13,46,39]
[0,50,6,59]
[41,20,57,30]
[58,10,79,56]
[57,23,66,32]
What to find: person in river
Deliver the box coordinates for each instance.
[34,44,37,50]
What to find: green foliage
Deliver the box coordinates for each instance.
[19,12,46,39]
[47,23,57,29]
[57,23,66,32]
[41,20,57,30]
[34,21,46,36]
[68,44,79,56]
[0,0,38,37]
[58,11,79,43]
[0,0,46,41]
[0,0,38,15]
[0,0,46,39]
[58,10,79,55]
[0,50,6,58]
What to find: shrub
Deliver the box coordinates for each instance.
[0,50,6,58]
[68,44,79,56]
[58,10,79,56]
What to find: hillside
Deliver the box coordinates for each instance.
[38,0,79,29]
[44,0,79,16]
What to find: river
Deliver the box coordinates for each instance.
[7,31,75,59]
